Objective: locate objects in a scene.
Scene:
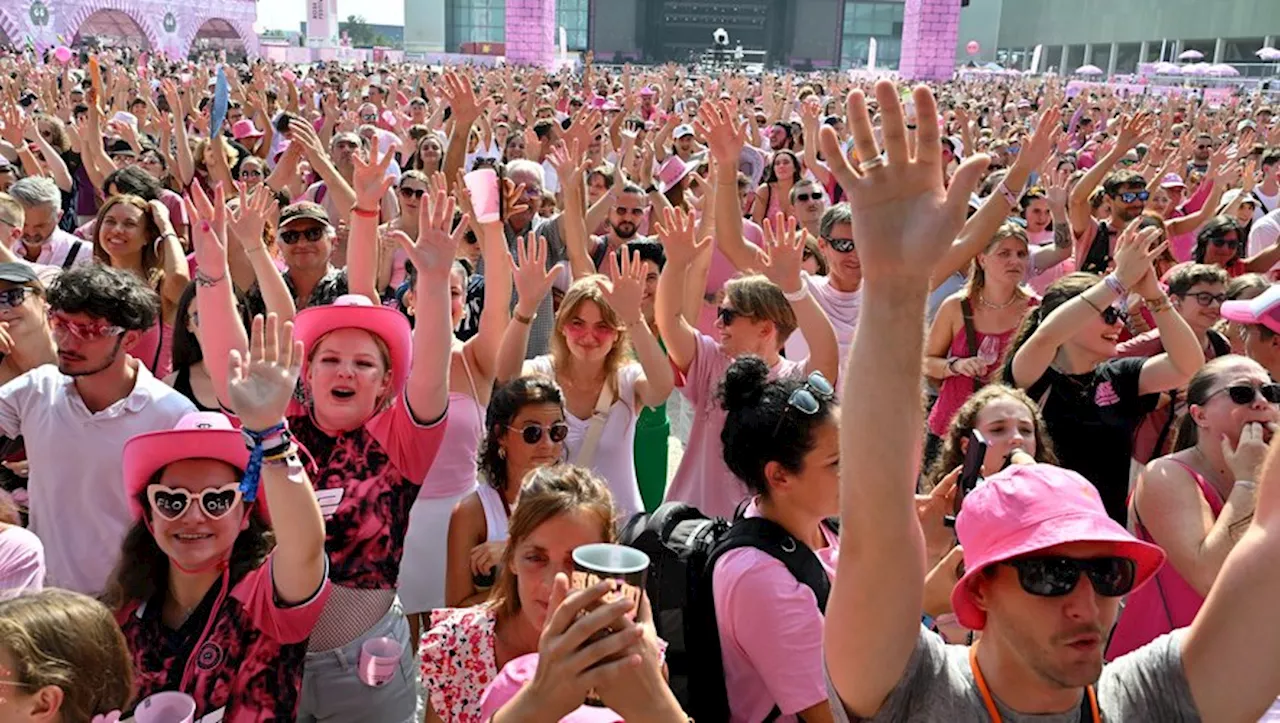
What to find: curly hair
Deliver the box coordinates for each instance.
[922,384,1058,491]
[46,263,159,332]
[479,377,566,493]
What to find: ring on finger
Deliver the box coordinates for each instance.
[858,154,887,172]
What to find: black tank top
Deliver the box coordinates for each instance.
[173,366,219,413]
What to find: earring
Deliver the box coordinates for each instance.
[498,447,506,460]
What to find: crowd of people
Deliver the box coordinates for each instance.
[0,42,1279,722]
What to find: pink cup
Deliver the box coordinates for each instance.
[463,168,501,223]
[132,691,196,723]
[358,636,403,687]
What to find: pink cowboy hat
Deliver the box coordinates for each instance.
[479,653,623,722]
[231,119,264,142]
[950,464,1165,631]
[122,412,252,522]
[293,294,413,395]
[656,155,694,194]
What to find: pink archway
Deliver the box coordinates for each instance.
[2,0,257,58]
[72,8,153,48]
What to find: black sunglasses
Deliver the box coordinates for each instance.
[0,287,30,309]
[508,422,569,445]
[1003,555,1136,598]
[1100,305,1128,326]
[279,227,327,245]
[826,237,856,254]
[399,186,426,199]
[1210,383,1280,406]
[1210,235,1240,248]
[795,191,823,203]
[716,306,749,326]
[772,371,836,435]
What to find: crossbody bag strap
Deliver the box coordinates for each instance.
[960,297,981,393]
[573,381,615,469]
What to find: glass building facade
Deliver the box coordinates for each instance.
[840,0,905,69]
[446,0,506,50]
[557,0,589,51]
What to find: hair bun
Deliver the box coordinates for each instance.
[720,356,770,412]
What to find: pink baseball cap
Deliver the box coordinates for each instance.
[1221,283,1280,334]
[1160,173,1187,189]
[638,86,656,97]
[122,412,252,521]
[950,464,1165,631]
[293,294,412,395]
[478,654,623,722]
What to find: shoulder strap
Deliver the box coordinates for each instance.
[1207,328,1232,358]
[62,241,82,269]
[1082,222,1114,274]
[573,382,615,469]
[959,297,981,393]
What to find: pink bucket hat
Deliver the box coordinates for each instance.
[232,119,263,141]
[950,464,1165,631]
[478,653,623,722]
[293,294,413,395]
[123,412,251,521]
[656,155,694,194]
[1221,283,1280,334]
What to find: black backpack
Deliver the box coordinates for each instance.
[620,502,836,723]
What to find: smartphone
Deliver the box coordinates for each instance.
[944,429,988,527]
[275,112,296,134]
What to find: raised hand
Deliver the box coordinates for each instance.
[761,213,805,293]
[1019,106,1063,169]
[227,314,303,432]
[1224,422,1272,484]
[694,99,746,166]
[501,177,531,218]
[351,143,396,212]
[440,71,487,126]
[1112,221,1169,292]
[1045,167,1071,208]
[602,250,646,325]
[397,190,469,284]
[818,81,989,284]
[183,181,229,270]
[653,206,710,266]
[228,182,272,250]
[511,234,557,316]
[1116,112,1155,151]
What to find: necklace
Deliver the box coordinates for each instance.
[979,292,1019,310]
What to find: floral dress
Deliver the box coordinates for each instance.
[420,606,500,723]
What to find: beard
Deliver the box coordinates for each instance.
[57,336,124,377]
[611,221,638,239]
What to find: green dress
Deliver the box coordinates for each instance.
[633,334,670,512]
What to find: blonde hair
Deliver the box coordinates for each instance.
[488,465,617,620]
[0,192,24,228]
[966,222,1032,300]
[551,275,629,397]
[0,589,134,722]
[725,274,798,345]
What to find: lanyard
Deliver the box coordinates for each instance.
[968,645,1100,723]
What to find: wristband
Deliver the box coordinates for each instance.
[1234,480,1258,492]
[996,181,1018,207]
[238,422,288,503]
[1144,294,1172,314]
[782,284,809,303]
[945,357,958,377]
[194,269,225,288]
[352,206,379,219]
[513,309,535,325]
[1103,272,1127,298]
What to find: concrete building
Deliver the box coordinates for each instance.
[958,0,1280,75]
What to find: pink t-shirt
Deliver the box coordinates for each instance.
[784,272,861,392]
[291,389,447,589]
[0,526,43,597]
[712,501,839,723]
[663,333,805,518]
[118,556,330,722]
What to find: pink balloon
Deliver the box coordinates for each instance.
[966,41,980,56]
[53,46,72,64]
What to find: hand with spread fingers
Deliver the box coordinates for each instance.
[511,234,558,318]
[760,213,806,294]
[228,313,303,432]
[818,82,990,283]
[653,206,710,266]
[351,144,396,213]
[397,190,469,284]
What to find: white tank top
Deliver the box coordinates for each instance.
[476,483,510,543]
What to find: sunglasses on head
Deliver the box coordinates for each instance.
[795,191,823,203]
[399,186,426,199]
[280,227,327,245]
[1210,382,1280,405]
[1003,555,1137,598]
[773,371,836,435]
[0,287,30,310]
[1117,190,1150,204]
[508,421,569,445]
[147,483,243,521]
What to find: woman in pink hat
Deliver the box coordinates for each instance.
[106,313,329,722]
[1109,356,1278,659]
[188,152,458,721]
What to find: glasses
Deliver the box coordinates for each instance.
[1099,304,1128,326]
[147,483,243,521]
[1003,555,1136,598]
[0,287,29,309]
[47,311,123,341]
[1185,291,1226,306]
[795,192,823,203]
[361,114,377,122]
[1209,383,1280,406]
[716,306,750,326]
[826,237,856,254]
[773,371,836,435]
[1117,190,1150,203]
[508,422,569,445]
[1210,235,1240,248]
[239,168,263,179]
[399,186,426,199]
[280,227,327,245]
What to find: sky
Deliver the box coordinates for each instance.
[256,0,406,32]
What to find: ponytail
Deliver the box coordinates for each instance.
[1000,272,1102,384]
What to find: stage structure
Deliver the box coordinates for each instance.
[0,0,258,58]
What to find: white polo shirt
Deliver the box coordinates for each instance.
[0,361,195,594]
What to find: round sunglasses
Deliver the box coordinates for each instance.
[147,482,242,522]
[507,422,569,445]
[1208,382,1280,406]
[1002,555,1136,598]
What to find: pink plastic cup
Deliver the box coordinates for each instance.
[463,168,501,223]
[358,636,403,687]
[133,691,196,723]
